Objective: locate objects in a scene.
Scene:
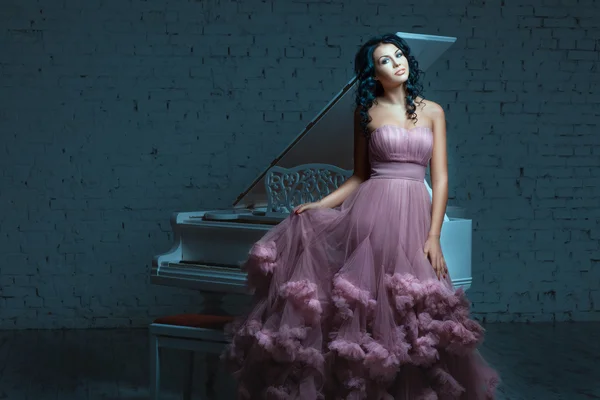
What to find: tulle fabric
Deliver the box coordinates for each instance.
[221,126,499,399]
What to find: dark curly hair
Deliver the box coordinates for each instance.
[354,33,425,137]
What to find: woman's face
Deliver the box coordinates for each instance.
[372,43,409,87]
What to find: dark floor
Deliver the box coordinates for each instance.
[0,322,598,400]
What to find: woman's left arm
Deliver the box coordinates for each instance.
[428,103,448,238]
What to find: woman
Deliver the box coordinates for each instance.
[222,33,499,399]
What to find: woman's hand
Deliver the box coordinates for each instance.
[293,201,325,215]
[424,234,448,280]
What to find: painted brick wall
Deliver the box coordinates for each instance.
[0,0,598,329]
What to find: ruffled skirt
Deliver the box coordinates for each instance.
[221,177,499,399]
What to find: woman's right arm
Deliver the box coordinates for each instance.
[306,106,370,210]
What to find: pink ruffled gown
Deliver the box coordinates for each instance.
[221,125,500,399]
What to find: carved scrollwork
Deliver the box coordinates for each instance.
[265,164,352,214]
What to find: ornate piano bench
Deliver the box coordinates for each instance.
[149,313,234,400]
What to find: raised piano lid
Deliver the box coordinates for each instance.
[233,32,457,210]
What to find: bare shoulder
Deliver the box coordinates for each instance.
[416,97,445,119]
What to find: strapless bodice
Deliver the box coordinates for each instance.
[368,125,433,180]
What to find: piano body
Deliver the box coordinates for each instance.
[151,32,473,301]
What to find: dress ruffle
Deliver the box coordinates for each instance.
[222,169,499,399]
[222,235,499,399]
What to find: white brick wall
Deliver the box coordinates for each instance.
[0,0,598,329]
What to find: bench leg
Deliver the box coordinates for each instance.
[149,333,160,400]
[182,351,195,400]
[206,353,220,399]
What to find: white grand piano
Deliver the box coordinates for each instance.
[151,32,473,298]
